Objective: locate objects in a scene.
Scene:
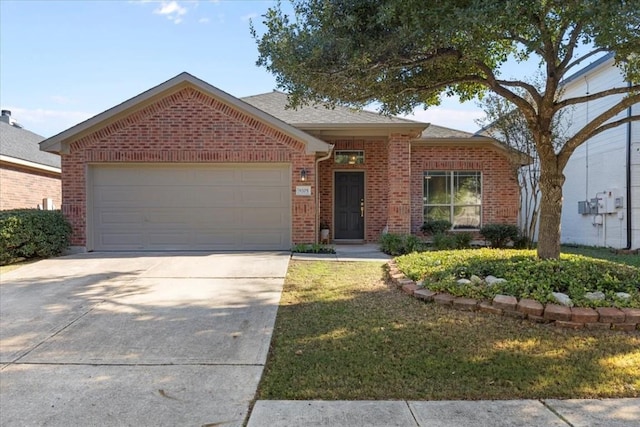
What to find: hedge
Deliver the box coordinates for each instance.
[0,209,72,265]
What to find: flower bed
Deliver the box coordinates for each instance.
[387,248,640,331]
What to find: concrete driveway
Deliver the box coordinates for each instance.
[0,251,290,427]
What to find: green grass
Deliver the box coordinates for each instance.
[0,259,38,274]
[257,261,640,400]
[561,244,640,267]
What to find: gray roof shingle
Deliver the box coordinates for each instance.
[0,121,60,168]
[419,124,482,139]
[241,91,420,125]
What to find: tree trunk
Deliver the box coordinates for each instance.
[536,164,565,259]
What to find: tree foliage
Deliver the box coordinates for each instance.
[254,0,640,259]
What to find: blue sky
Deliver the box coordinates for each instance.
[1,0,485,137]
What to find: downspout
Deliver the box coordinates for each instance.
[625,81,633,249]
[584,77,590,203]
[315,144,335,243]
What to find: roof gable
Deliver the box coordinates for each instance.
[40,73,331,155]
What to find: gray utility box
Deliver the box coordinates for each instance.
[578,199,598,215]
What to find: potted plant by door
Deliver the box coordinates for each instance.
[320,220,330,244]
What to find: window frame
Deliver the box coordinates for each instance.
[334,150,365,165]
[423,171,482,230]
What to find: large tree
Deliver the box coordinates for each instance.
[253,0,640,259]
[477,76,571,248]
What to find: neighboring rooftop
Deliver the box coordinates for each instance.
[420,124,483,139]
[242,91,420,126]
[0,111,61,169]
[562,52,615,85]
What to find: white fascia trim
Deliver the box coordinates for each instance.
[0,155,61,174]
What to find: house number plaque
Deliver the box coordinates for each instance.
[295,186,312,196]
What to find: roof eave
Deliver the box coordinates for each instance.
[39,73,332,156]
[298,123,428,138]
[0,155,61,174]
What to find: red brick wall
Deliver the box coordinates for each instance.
[387,134,412,234]
[318,140,519,243]
[318,139,388,242]
[62,87,316,248]
[410,145,519,233]
[0,164,61,210]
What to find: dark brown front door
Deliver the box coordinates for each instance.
[334,172,364,239]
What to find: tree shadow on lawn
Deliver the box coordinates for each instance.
[259,262,640,401]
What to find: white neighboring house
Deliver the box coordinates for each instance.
[561,53,640,249]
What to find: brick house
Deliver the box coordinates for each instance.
[40,73,520,251]
[1,110,61,210]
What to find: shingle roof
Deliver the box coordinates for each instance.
[419,124,482,139]
[241,91,420,125]
[0,121,60,169]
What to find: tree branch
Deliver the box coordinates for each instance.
[557,23,583,74]
[558,95,640,167]
[495,79,543,105]
[556,85,640,110]
[474,61,538,120]
[564,48,609,74]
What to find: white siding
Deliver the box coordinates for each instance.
[558,57,638,248]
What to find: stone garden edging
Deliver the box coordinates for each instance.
[386,260,640,332]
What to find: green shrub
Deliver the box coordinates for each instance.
[379,233,424,256]
[432,232,457,250]
[453,232,473,249]
[395,248,640,308]
[0,209,72,265]
[421,219,452,235]
[430,231,473,251]
[479,223,520,248]
[291,243,336,254]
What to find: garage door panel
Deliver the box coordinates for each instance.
[240,209,288,228]
[147,232,191,246]
[241,168,288,184]
[99,233,145,247]
[192,168,238,186]
[241,188,289,206]
[99,210,144,225]
[91,164,291,251]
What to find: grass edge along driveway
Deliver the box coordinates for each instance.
[257,260,639,400]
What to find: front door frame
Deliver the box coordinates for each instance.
[333,170,365,241]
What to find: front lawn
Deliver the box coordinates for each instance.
[257,261,639,400]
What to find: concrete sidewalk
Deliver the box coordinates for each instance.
[247,398,640,426]
[291,243,391,262]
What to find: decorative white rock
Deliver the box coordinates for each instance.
[552,292,574,307]
[585,291,605,301]
[457,278,472,285]
[485,275,507,285]
[615,292,631,300]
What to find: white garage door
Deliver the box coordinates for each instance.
[90,164,291,251]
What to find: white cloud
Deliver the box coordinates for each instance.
[153,1,188,24]
[198,17,210,24]
[401,108,486,133]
